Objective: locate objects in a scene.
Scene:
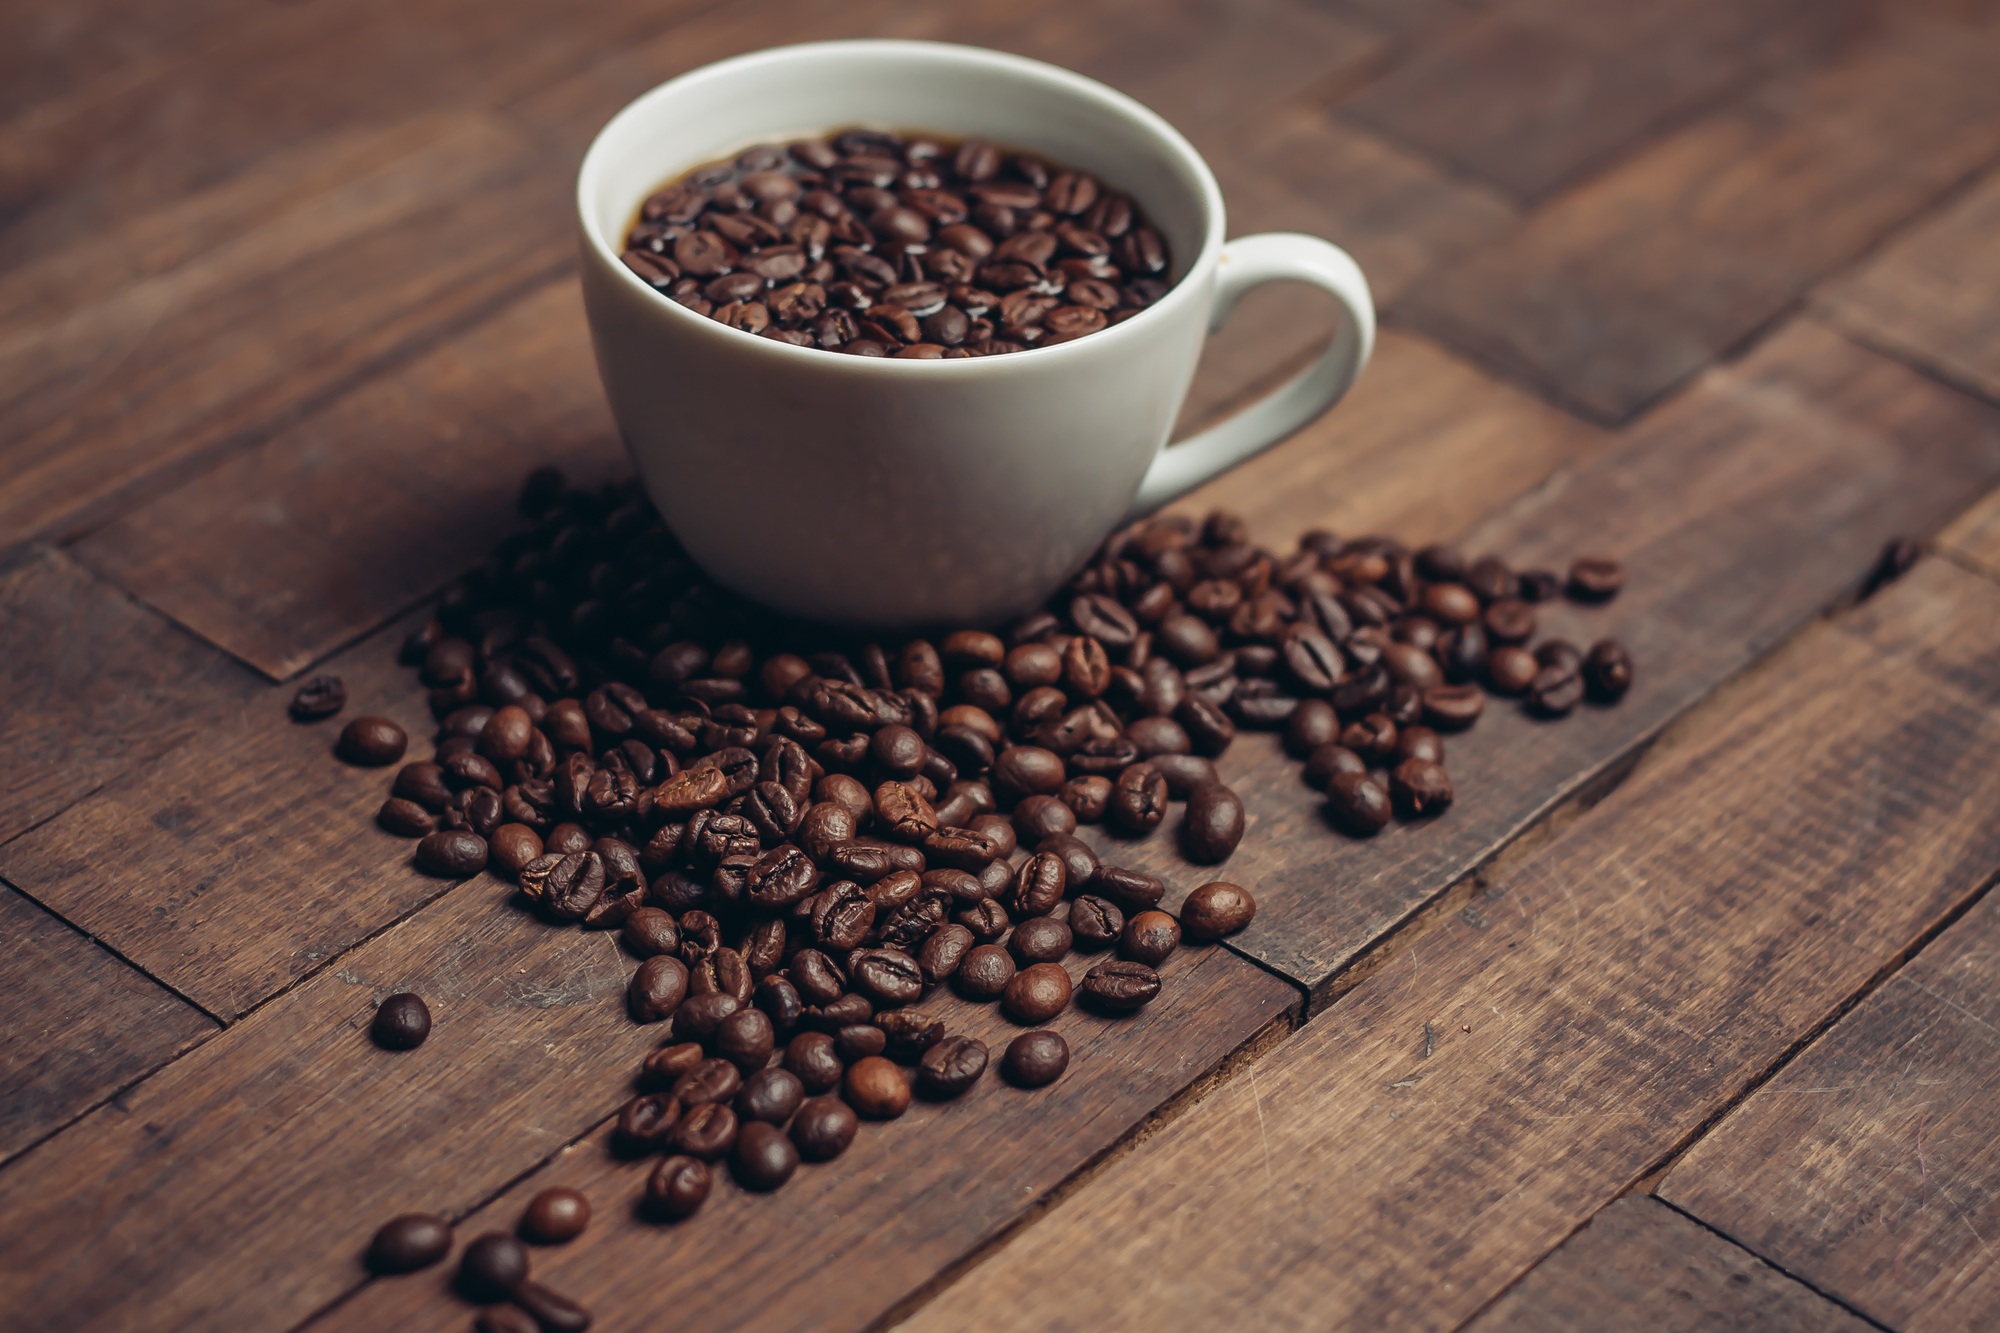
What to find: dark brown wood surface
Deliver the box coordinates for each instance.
[1661,868,2000,1329]
[901,559,2000,1330]
[1466,1196,1876,1332]
[8,1,2000,1328]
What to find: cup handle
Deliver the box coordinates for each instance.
[1127,232,1376,519]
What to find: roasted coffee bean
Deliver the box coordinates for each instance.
[878,1009,947,1064]
[1175,694,1236,756]
[621,907,679,957]
[917,1034,989,1098]
[1487,644,1539,696]
[713,1009,775,1070]
[488,824,544,878]
[376,797,436,837]
[290,675,347,722]
[1567,556,1624,602]
[519,1188,590,1245]
[458,1232,529,1302]
[843,1054,911,1118]
[371,992,431,1050]
[629,955,690,1023]
[1584,639,1634,701]
[1120,909,1180,966]
[991,744,1066,800]
[1181,881,1257,940]
[783,1031,844,1093]
[919,922,975,984]
[1082,959,1161,1012]
[1326,770,1393,835]
[671,1102,740,1159]
[1528,664,1585,717]
[790,1095,859,1161]
[1284,698,1340,757]
[1012,793,1076,843]
[1108,762,1169,835]
[1421,684,1485,731]
[1391,758,1453,817]
[1002,961,1071,1023]
[475,1307,538,1333]
[1396,725,1445,765]
[1009,915,1073,964]
[641,1042,705,1090]
[1069,895,1125,949]
[1181,783,1244,863]
[851,948,925,1006]
[510,1281,591,1333]
[736,1065,805,1125]
[645,1155,712,1219]
[615,1093,680,1154]
[337,716,407,766]
[1090,864,1165,911]
[732,1120,800,1191]
[1002,1030,1069,1087]
[1302,743,1366,789]
[367,1213,452,1273]
[671,990,740,1043]
[1010,851,1067,918]
[956,896,1012,941]
[956,943,1016,1000]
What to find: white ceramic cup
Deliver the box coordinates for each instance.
[578,39,1374,628]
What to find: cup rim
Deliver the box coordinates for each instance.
[575,38,1226,374]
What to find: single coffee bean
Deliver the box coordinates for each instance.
[1390,758,1453,817]
[645,1154,712,1219]
[1421,683,1485,731]
[518,1188,590,1245]
[1567,556,1624,602]
[621,907,679,958]
[1121,910,1180,966]
[475,1307,538,1333]
[1012,793,1076,844]
[736,1066,806,1125]
[629,955,690,1023]
[1284,698,1340,757]
[713,1007,776,1070]
[919,922,975,984]
[790,1095,860,1161]
[509,1281,591,1333]
[783,1031,844,1093]
[1182,882,1257,940]
[1069,895,1125,950]
[851,948,925,1006]
[488,824,543,878]
[836,1023,888,1062]
[366,1213,452,1273]
[1584,639,1634,701]
[1003,961,1072,1023]
[1002,1030,1069,1087]
[671,1102,739,1159]
[917,1034,989,1098]
[956,943,1017,1000]
[457,1231,529,1302]
[1181,783,1245,864]
[732,1120,801,1191]
[1528,663,1585,717]
[1009,851,1067,918]
[1396,725,1445,765]
[670,990,740,1043]
[672,1057,744,1107]
[843,1054,912,1118]
[1089,864,1165,911]
[640,1042,704,1090]
[415,829,488,877]
[1302,744,1367,789]
[375,797,435,837]
[1009,915,1073,965]
[1487,644,1539,696]
[337,715,407,766]
[1107,762,1170,834]
[1082,959,1161,1012]
[1535,639,1585,673]
[1326,770,1393,835]
[370,992,431,1050]
[290,675,347,722]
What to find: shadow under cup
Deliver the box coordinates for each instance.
[577,40,1226,630]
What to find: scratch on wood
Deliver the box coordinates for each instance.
[1421,1021,1437,1059]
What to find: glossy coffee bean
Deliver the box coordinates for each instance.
[1181,882,1256,940]
[337,716,407,766]
[1180,783,1244,863]
[1009,916,1072,965]
[1567,556,1624,602]
[714,1008,776,1070]
[843,1055,912,1119]
[736,1066,806,1125]
[1069,894,1125,949]
[519,1188,590,1245]
[917,1035,989,1098]
[783,1032,844,1094]
[1585,639,1634,701]
[370,992,431,1050]
[1082,959,1161,1012]
[457,1232,529,1302]
[290,675,347,722]
[1120,910,1180,966]
[645,1155,712,1219]
[621,907,679,958]
[955,944,1016,1000]
[415,829,488,877]
[366,1213,452,1273]
[1390,758,1453,817]
[629,956,690,1023]
[1002,1030,1069,1087]
[1326,770,1393,835]
[671,1102,739,1159]
[671,1057,743,1107]
[1002,962,1072,1023]
[510,1281,591,1333]
[1302,744,1366,789]
[732,1120,800,1191]
[790,1095,860,1161]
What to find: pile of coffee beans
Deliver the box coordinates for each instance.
[325,466,1631,1302]
[619,128,1171,357]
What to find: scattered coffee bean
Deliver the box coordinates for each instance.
[736,1066,806,1125]
[671,1102,739,1159]
[1003,961,1072,1023]
[336,716,407,766]
[1326,770,1393,835]
[415,829,487,877]
[1180,882,1257,941]
[1567,556,1624,602]
[1069,894,1125,949]
[518,1188,589,1245]
[790,1095,859,1161]
[732,1120,801,1191]
[1008,916,1072,965]
[1002,1030,1069,1087]
[916,1035,989,1098]
[629,956,690,1024]
[1082,959,1161,1012]
[645,1155,712,1219]
[1584,639,1634,701]
[956,943,1017,1001]
[370,992,431,1050]
[475,1305,540,1333]
[1121,910,1180,966]
[1390,759,1453,818]
[366,1213,451,1273]
[1180,782,1244,863]
[510,1280,591,1333]
[458,1231,529,1302]
[290,675,347,722]
[843,1055,912,1119]
[783,1031,845,1093]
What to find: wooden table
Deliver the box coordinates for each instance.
[5,1,2000,1328]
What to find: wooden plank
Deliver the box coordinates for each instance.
[0,881,1291,1333]
[1137,319,2000,996]
[0,0,258,124]
[1397,14,2000,422]
[0,545,261,847]
[311,948,1292,1333]
[75,280,628,681]
[0,616,445,1019]
[0,113,574,548]
[1815,168,2000,406]
[1341,0,1867,201]
[1466,1196,1875,1333]
[1939,486,2000,581]
[0,885,216,1166]
[892,555,2000,1332]
[1661,835,2000,1329]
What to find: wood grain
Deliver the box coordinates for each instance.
[0,545,261,848]
[1398,13,2000,422]
[1662,816,2000,1328]
[1939,485,2000,581]
[1136,320,2000,996]
[1466,1195,1875,1332]
[0,616,448,1019]
[1815,167,2000,405]
[310,944,1294,1333]
[0,885,215,1166]
[0,0,256,124]
[76,281,628,681]
[1342,0,1870,201]
[0,113,573,548]
[892,556,2000,1332]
